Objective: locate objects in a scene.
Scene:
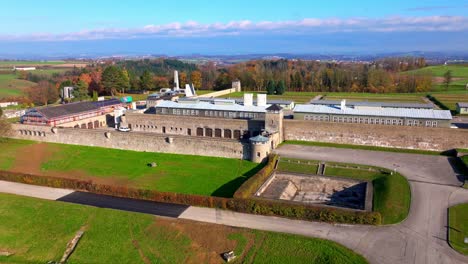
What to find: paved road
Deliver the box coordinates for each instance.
[1,145,468,264]
[275,144,468,264]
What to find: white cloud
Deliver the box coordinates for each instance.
[2,16,468,41]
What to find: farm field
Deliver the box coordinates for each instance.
[430,93,468,112]
[0,138,262,197]
[0,74,36,98]
[0,193,367,264]
[278,157,411,224]
[448,203,468,255]
[404,65,468,92]
[0,60,87,66]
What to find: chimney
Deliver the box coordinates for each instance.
[257,94,267,107]
[244,93,253,107]
[340,99,346,110]
[174,70,179,90]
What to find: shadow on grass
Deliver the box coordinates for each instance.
[211,162,266,198]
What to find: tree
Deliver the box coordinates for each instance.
[266,79,276,95]
[92,90,98,101]
[190,71,202,88]
[26,81,58,106]
[275,80,286,95]
[72,80,89,101]
[213,72,231,91]
[179,72,187,88]
[443,70,452,91]
[102,66,129,95]
[140,70,153,90]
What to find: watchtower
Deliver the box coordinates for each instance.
[265,104,284,144]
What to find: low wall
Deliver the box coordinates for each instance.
[197,88,237,98]
[283,120,468,151]
[10,124,250,160]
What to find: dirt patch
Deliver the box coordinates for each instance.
[151,218,254,264]
[10,142,57,175]
[9,142,133,188]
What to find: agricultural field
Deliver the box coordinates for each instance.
[0,139,262,197]
[404,65,468,92]
[0,193,367,264]
[0,60,87,67]
[0,74,36,98]
[278,158,411,224]
[430,93,468,112]
[448,203,468,255]
[322,92,426,103]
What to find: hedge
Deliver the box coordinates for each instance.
[234,154,279,199]
[0,170,381,225]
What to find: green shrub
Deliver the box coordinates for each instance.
[233,154,279,198]
[0,170,381,225]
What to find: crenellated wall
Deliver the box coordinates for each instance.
[283,120,468,151]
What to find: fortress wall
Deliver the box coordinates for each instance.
[126,113,264,137]
[196,88,238,98]
[283,120,468,151]
[10,124,249,160]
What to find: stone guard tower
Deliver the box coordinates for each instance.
[264,104,284,146]
[250,135,270,163]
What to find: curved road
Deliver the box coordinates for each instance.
[1,145,467,263]
[274,144,468,264]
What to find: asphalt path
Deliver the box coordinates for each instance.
[1,145,467,263]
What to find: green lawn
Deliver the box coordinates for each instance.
[0,193,368,264]
[430,93,468,111]
[448,203,468,255]
[404,65,468,78]
[278,158,319,174]
[278,158,411,225]
[0,74,36,98]
[1,139,262,197]
[282,140,443,156]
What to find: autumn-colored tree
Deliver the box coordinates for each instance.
[179,72,187,88]
[190,71,202,88]
[153,76,169,89]
[26,81,59,106]
[78,73,92,85]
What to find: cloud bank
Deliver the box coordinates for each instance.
[2,16,468,41]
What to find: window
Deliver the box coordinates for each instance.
[432,121,437,127]
[257,152,260,157]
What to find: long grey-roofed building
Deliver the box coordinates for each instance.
[154,98,267,119]
[294,100,452,127]
[198,97,295,110]
[309,99,434,109]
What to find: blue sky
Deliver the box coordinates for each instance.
[1,0,467,56]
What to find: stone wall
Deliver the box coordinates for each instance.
[283,120,468,151]
[197,88,238,98]
[10,124,250,160]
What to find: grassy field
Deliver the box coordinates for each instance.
[430,93,468,111]
[0,74,36,98]
[322,93,426,103]
[223,91,320,103]
[0,138,262,197]
[0,193,368,264]
[278,158,411,224]
[404,65,468,92]
[448,203,468,255]
[282,140,444,156]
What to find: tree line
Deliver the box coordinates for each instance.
[21,57,434,106]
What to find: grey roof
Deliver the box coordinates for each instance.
[35,99,120,119]
[198,97,293,105]
[266,104,283,111]
[156,100,267,113]
[309,100,433,109]
[456,102,468,108]
[293,104,452,120]
[249,135,269,142]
